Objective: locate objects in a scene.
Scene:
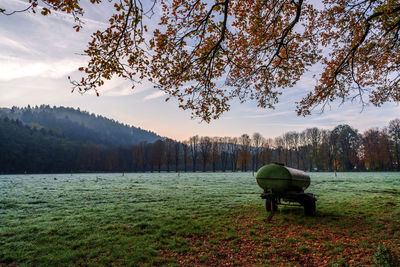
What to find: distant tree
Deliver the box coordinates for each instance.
[331,125,360,171]
[210,138,220,172]
[145,142,153,172]
[182,141,190,172]
[228,137,239,172]
[152,139,165,172]
[259,138,273,167]
[381,128,395,171]
[199,136,212,172]
[283,131,299,167]
[136,142,147,172]
[239,134,251,172]
[251,132,263,175]
[274,136,285,165]
[316,130,333,171]
[388,119,400,170]
[297,130,308,170]
[174,141,180,172]
[164,139,175,172]
[291,132,301,169]
[189,135,199,172]
[304,128,321,171]
[362,128,392,171]
[281,133,291,166]
[132,145,139,172]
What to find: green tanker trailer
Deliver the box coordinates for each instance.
[256,163,316,217]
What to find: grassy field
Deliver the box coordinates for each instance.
[0,172,399,266]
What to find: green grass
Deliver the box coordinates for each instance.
[0,172,399,266]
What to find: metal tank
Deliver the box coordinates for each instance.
[256,163,316,218]
[256,163,310,193]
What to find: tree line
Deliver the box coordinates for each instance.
[2,115,399,174]
[99,121,400,173]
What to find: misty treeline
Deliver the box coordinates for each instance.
[2,114,400,173]
[96,121,400,173]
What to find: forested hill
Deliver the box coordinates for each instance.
[0,117,80,173]
[0,105,161,146]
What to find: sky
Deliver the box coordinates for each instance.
[1,0,400,141]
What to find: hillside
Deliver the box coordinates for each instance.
[0,117,81,173]
[0,105,162,146]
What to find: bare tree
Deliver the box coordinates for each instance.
[298,131,309,170]
[137,141,148,172]
[189,135,199,172]
[318,130,333,171]
[291,132,300,168]
[228,137,239,172]
[199,136,212,172]
[164,138,174,172]
[239,134,251,172]
[174,141,180,172]
[260,138,273,166]
[274,136,285,164]
[283,131,299,167]
[152,139,165,172]
[219,137,230,172]
[182,141,190,172]
[210,137,220,172]
[251,132,263,175]
[282,132,291,166]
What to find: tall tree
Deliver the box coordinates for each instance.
[182,141,190,172]
[199,136,212,172]
[174,141,180,172]
[362,128,392,171]
[317,130,333,171]
[164,138,174,172]
[151,139,164,172]
[239,134,251,172]
[228,137,239,172]
[260,138,273,167]
[274,136,285,165]
[331,125,361,171]
[189,135,199,172]
[210,138,220,172]
[219,137,230,172]
[305,128,321,171]
[251,132,263,174]
[388,119,400,170]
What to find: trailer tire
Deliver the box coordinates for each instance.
[266,199,277,212]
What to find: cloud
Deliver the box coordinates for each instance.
[143,90,166,101]
[241,111,292,119]
[0,36,37,54]
[0,57,83,81]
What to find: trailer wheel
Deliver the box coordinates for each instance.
[266,199,278,212]
[303,195,316,216]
